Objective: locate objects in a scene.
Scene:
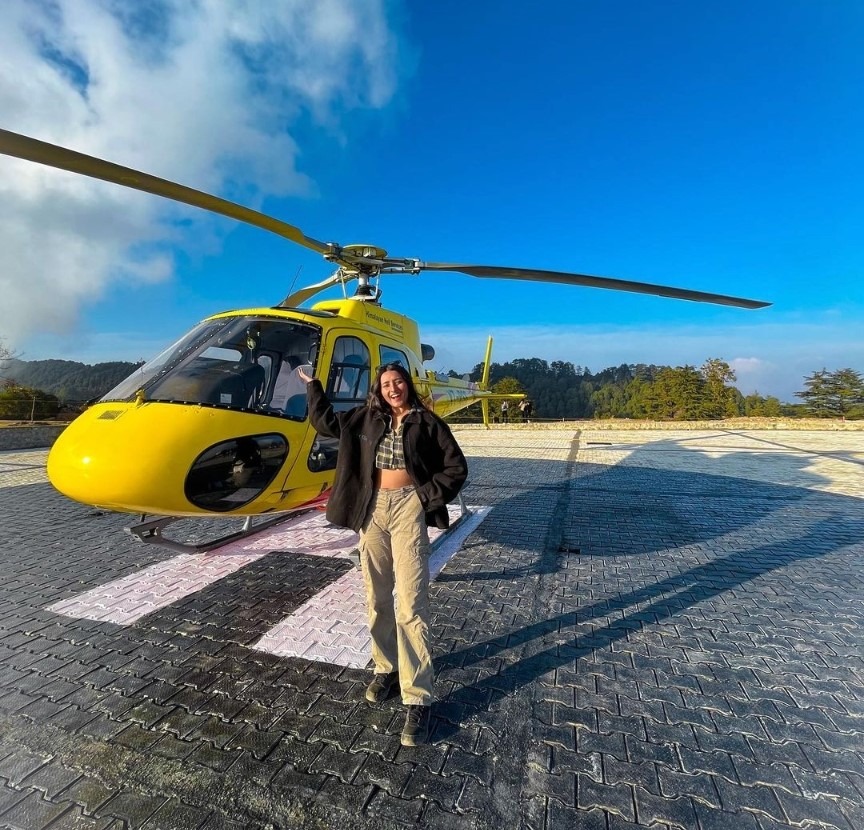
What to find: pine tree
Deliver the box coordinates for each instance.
[831,368,864,418]
[796,368,863,418]
[700,358,738,418]
[796,369,834,416]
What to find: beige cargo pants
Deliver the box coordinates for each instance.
[359,486,433,705]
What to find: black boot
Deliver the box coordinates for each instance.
[365,671,399,703]
[401,704,431,746]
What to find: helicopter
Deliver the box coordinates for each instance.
[0,128,770,551]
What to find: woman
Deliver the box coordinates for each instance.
[298,362,467,746]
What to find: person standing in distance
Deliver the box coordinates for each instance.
[298,362,468,746]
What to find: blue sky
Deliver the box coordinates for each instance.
[1,1,862,401]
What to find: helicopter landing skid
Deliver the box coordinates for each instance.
[125,509,315,555]
[441,491,472,539]
[128,490,471,558]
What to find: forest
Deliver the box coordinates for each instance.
[1,353,862,421]
[0,357,141,419]
[458,358,864,421]
[1,357,141,402]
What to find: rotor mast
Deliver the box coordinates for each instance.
[281,244,422,307]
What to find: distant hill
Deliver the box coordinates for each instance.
[1,358,141,403]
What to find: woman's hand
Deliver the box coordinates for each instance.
[297,367,313,384]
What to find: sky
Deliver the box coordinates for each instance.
[1,0,862,402]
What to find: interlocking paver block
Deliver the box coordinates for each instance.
[364,789,424,825]
[0,748,49,782]
[0,790,73,829]
[0,785,28,821]
[693,802,762,830]
[1,429,863,829]
[775,789,855,830]
[713,777,787,824]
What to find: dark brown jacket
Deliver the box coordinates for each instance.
[306,380,467,531]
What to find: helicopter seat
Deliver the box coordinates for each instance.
[268,356,308,416]
[210,361,266,408]
[150,357,265,408]
[283,394,308,419]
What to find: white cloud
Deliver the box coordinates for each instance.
[728,357,777,396]
[0,0,398,345]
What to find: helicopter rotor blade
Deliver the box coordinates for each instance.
[0,128,772,310]
[420,263,770,309]
[0,128,333,257]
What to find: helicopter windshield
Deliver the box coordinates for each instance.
[101,316,320,417]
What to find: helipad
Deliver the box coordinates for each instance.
[0,426,862,829]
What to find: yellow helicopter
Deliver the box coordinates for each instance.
[0,128,770,550]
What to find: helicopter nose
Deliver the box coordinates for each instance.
[47,402,306,515]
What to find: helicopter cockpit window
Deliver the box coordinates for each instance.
[101,319,226,402]
[102,316,320,414]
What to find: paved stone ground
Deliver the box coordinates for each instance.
[0,428,861,829]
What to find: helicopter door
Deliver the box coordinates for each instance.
[307,335,371,473]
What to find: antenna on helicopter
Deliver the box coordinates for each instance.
[284,264,303,302]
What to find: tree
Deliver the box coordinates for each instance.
[460,355,775,422]
[549,360,576,379]
[0,383,60,420]
[643,366,706,420]
[0,337,15,372]
[743,392,782,417]
[831,368,864,419]
[762,396,782,417]
[796,368,864,418]
[795,369,834,417]
[700,358,739,418]
[1,358,141,402]
[590,383,628,418]
[622,377,651,418]
[780,401,808,417]
[491,377,524,395]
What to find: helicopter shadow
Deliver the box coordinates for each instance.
[430,433,864,739]
[720,428,864,468]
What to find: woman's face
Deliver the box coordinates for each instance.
[380,370,409,411]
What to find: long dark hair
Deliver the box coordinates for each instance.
[368,362,425,413]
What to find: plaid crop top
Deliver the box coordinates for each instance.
[375,417,406,470]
